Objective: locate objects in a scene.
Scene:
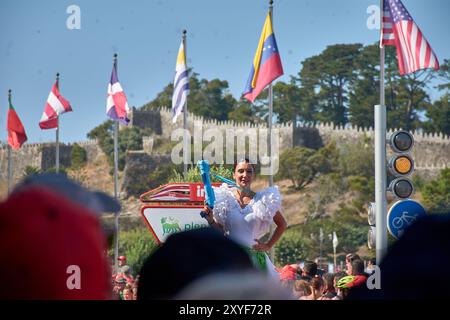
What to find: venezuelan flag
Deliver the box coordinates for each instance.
[243,12,283,103]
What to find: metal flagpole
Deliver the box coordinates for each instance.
[182,30,189,176]
[7,90,13,194]
[375,0,388,265]
[268,1,274,188]
[268,0,275,262]
[7,145,12,194]
[113,53,120,274]
[333,246,337,272]
[55,73,60,174]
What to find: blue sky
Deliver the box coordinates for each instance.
[1,0,449,143]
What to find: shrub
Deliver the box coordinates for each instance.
[109,226,158,276]
[71,143,87,169]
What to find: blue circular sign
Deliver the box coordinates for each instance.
[387,199,427,239]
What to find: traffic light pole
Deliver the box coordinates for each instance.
[375,104,388,265]
[375,9,388,264]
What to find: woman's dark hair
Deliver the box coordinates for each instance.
[233,158,255,172]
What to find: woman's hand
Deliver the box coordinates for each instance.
[252,239,271,252]
[202,205,214,224]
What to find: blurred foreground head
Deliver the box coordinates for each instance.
[175,270,294,300]
[137,228,256,300]
[0,173,119,299]
[348,213,450,299]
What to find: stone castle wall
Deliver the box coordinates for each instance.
[1,107,448,193]
[152,106,450,171]
[0,139,101,185]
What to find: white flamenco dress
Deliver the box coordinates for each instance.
[212,183,282,280]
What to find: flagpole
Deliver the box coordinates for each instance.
[375,0,388,265]
[268,0,275,262]
[113,53,120,275]
[182,30,189,176]
[268,0,274,188]
[55,73,60,174]
[7,90,13,195]
[333,232,338,273]
[333,246,337,272]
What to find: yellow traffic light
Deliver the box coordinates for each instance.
[388,154,414,176]
[387,130,415,199]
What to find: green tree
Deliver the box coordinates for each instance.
[348,43,379,128]
[272,80,302,124]
[422,168,450,214]
[437,58,450,92]
[338,136,374,179]
[298,44,363,126]
[277,144,337,190]
[142,72,237,121]
[109,227,158,276]
[384,46,436,131]
[71,144,87,170]
[87,122,152,171]
[228,99,256,123]
[423,93,450,135]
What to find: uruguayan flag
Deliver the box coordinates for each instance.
[172,41,189,124]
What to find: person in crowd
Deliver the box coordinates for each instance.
[348,259,368,287]
[122,284,134,301]
[278,264,300,281]
[365,258,376,275]
[334,275,356,300]
[345,253,361,275]
[112,275,127,300]
[117,256,133,276]
[174,270,294,300]
[321,273,337,299]
[332,272,348,300]
[0,173,120,299]
[300,276,325,300]
[137,228,255,300]
[299,261,318,282]
[292,280,311,299]
[201,158,287,279]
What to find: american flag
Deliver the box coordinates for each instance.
[381,0,439,75]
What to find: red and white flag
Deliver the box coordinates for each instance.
[381,0,439,75]
[39,81,72,129]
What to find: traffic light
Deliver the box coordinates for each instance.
[387,130,415,199]
[367,202,376,249]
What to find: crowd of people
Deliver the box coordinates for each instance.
[111,256,139,300]
[1,165,449,300]
[278,255,375,300]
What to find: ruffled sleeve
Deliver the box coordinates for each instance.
[251,186,282,237]
[211,183,236,227]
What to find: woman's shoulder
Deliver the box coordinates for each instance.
[213,183,236,195]
[255,185,281,200]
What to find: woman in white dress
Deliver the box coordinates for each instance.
[202,159,287,279]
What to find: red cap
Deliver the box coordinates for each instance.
[0,187,111,299]
[278,265,298,281]
[118,255,126,261]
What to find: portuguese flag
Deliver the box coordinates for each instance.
[7,94,27,149]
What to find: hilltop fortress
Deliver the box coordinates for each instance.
[1,106,449,188]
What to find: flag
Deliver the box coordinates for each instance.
[39,81,72,129]
[381,0,439,75]
[7,95,27,149]
[333,231,338,249]
[172,41,189,124]
[243,12,283,103]
[106,60,129,125]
